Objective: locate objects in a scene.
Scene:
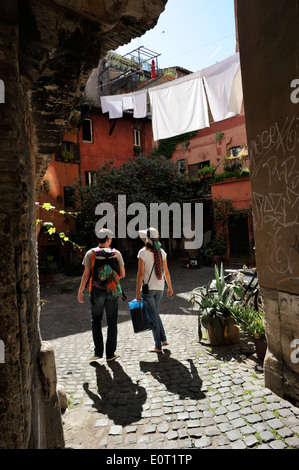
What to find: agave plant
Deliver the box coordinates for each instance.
[190,263,244,342]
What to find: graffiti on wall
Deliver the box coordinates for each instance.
[248,115,299,292]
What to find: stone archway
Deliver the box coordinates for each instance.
[237,0,299,405]
[0,0,167,449]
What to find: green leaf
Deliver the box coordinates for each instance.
[220,262,225,287]
[42,203,55,211]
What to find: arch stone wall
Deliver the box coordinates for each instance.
[237,0,299,405]
[0,0,166,448]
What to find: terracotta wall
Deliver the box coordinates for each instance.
[211,178,251,210]
[79,112,154,179]
[172,113,247,173]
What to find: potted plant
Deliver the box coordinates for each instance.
[62,150,75,162]
[190,263,242,345]
[210,238,227,266]
[196,164,216,180]
[38,252,59,284]
[230,305,267,360]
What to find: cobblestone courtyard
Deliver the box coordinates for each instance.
[40,260,299,450]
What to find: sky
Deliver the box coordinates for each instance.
[115,0,237,73]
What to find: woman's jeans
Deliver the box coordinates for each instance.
[142,289,166,350]
[90,288,118,359]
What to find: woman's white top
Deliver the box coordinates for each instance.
[138,247,167,291]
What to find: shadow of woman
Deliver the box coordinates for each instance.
[83,361,147,426]
[140,350,205,400]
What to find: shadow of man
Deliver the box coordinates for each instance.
[140,350,205,400]
[83,361,147,426]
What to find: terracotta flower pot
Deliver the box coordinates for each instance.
[254,338,267,361]
[210,255,223,268]
[206,316,240,346]
[224,316,240,344]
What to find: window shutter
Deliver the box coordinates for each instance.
[73,143,80,163]
[55,144,62,161]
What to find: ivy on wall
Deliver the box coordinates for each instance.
[212,196,252,224]
[151,131,197,159]
[211,196,253,256]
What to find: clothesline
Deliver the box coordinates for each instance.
[100,53,243,141]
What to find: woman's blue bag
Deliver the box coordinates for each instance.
[128,298,152,333]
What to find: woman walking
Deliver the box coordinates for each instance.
[136,228,173,353]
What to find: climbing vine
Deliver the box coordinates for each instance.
[212,196,252,224]
[210,197,252,256]
[151,131,197,159]
[36,202,85,251]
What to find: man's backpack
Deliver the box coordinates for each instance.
[89,248,120,292]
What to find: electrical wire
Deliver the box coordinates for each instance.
[161,34,235,68]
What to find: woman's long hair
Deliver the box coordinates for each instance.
[145,240,163,280]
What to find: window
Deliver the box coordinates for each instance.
[85,171,97,186]
[226,147,242,171]
[82,119,93,143]
[63,141,73,153]
[64,186,75,209]
[229,146,241,157]
[133,129,141,147]
[55,141,80,163]
[188,160,211,177]
[188,163,200,177]
[177,159,186,176]
[198,160,210,170]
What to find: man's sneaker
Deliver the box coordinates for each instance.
[107,354,119,362]
[89,355,102,362]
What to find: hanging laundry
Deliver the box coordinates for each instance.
[122,94,134,111]
[100,96,110,114]
[100,90,147,119]
[203,53,242,122]
[148,53,242,140]
[108,100,123,119]
[133,90,147,118]
[98,53,243,141]
[228,67,243,117]
[149,75,210,141]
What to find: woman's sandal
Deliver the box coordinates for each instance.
[148,346,162,353]
[162,341,169,346]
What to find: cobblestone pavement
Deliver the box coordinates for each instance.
[40,259,299,450]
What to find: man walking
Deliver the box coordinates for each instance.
[78,228,125,362]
